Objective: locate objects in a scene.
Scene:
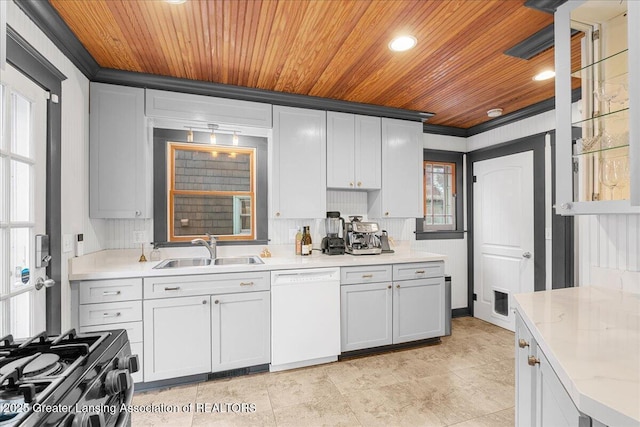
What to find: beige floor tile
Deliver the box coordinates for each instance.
[324,358,400,394]
[273,396,361,427]
[131,383,197,426]
[266,367,343,410]
[453,359,516,409]
[447,407,515,427]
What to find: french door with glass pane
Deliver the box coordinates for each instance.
[0,64,48,338]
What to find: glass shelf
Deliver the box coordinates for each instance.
[572,107,628,126]
[573,143,629,157]
[571,49,628,76]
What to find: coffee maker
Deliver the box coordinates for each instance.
[321,212,346,255]
[344,216,382,255]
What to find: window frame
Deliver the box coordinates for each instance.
[167,142,256,242]
[153,128,268,246]
[416,149,465,240]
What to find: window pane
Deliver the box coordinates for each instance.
[11,160,31,222]
[173,194,252,237]
[0,85,4,150]
[10,292,31,339]
[174,149,251,192]
[10,228,31,289]
[0,156,5,222]
[12,93,31,158]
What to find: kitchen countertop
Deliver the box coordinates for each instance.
[68,244,446,281]
[514,287,640,426]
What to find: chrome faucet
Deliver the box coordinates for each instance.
[191,233,217,259]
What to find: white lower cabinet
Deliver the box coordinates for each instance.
[143,296,212,382]
[341,263,445,352]
[212,291,270,372]
[515,312,597,427]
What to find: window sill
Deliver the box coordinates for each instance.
[415,230,466,240]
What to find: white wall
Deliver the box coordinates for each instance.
[7,2,94,330]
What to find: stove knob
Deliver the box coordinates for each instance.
[117,354,140,373]
[71,412,105,427]
[104,369,131,395]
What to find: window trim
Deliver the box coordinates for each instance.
[167,142,256,242]
[416,149,465,240]
[153,128,268,246]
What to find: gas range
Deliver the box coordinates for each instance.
[0,329,138,427]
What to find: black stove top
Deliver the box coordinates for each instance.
[0,329,136,427]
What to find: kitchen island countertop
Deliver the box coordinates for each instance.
[514,287,640,426]
[68,244,446,281]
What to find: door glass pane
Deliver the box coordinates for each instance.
[10,228,30,289]
[10,292,31,339]
[10,160,31,222]
[11,93,31,158]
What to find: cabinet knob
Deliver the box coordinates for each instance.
[385,212,389,216]
[357,181,362,187]
[204,300,209,304]
[349,182,354,187]
[560,203,572,211]
[396,284,400,289]
[387,285,392,289]
[527,356,540,366]
[214,300,219,304]
[275,212,281,217]
[135,210,141,217]
[518,339,529,348]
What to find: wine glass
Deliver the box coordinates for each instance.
[594,84,619,113]
[599,156,629,200]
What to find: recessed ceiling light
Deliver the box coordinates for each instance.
[165,0,187,4]
[389,36,417,52]
[533,70,555,81]
[487,108,503,118]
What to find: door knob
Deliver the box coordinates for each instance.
[522,252,532,259]
[35,276,55,290]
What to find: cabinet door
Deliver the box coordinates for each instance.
[373,118,422,218]
[327,112,355,189]
[89,82,150,218]
[143,296,211,382]
[537,350,581,427]
[272,106,326,218]
[212,291,270,372]
[516,313,537,427]
[354,115,381,190]
[341,282,393,351]
[393,277,444,343]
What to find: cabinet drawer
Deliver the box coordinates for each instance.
[79,278,142,304]
[79,321,143,343]
[393,262,444,281]
[79,301,142,326]
[341,265,392,285]
[144,272,270,299]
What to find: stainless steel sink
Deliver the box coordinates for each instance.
[153,257,212,269]
[154,256,264,269]
[213,256,264,265]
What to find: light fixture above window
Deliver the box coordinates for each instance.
[208,124,218,145]
[389,35,417,52]
[533,70,555,81]
[232,132,239,146]
[186,127,194,142]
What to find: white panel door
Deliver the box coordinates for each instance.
[0,64,47,338]
[354,115,381,190]
[327,111,355,189]
[473,151,534,331]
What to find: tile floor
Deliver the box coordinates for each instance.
[132,317,515,426]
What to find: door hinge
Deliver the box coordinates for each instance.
[592,30,600,41]
[572,159,579,173]
[473,293,477,301]
[473,176,477,183]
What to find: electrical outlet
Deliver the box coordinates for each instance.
[133,231,147,244]
[63,234,74,253]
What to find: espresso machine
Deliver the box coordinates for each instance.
[321,211,346,255]
[344,216,382,255]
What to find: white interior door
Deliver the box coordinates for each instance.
[0,64,48,338]
[473,151,534,331]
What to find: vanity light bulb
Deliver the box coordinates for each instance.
[232,132,239,146]
[210,132,216,145]
[187,128,194,142]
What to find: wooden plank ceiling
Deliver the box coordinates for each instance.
[49,0,582,129]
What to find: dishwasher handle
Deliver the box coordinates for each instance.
[271,268,340,285]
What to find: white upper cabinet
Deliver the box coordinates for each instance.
[369,118,423,218]
[555,0,640,214]
[145,89,272,128]
[271,106,327,218]
[327,112,381,190]
[89,82,151,218]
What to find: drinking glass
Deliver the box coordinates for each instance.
[599,156,629,200]
[594,85,619,113]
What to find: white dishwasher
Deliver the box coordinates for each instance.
[270,268,341,372]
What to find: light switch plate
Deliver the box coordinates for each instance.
[63,234,74,253]
[133,231,147,244]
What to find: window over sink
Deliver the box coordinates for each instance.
[153,128,268,245]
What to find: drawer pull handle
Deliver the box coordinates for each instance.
[239,282,254,286]
[527,356,540,366]
[102,291,121,296]
[103,312,121,318]
[164,286,181,291]
[415,270,426,274]
[518,339,529,348]
[362,274,374,278]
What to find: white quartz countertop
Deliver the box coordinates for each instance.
[68,244,446,281]
[514,287,640,426]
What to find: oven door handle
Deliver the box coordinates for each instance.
[114,377,134,427]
